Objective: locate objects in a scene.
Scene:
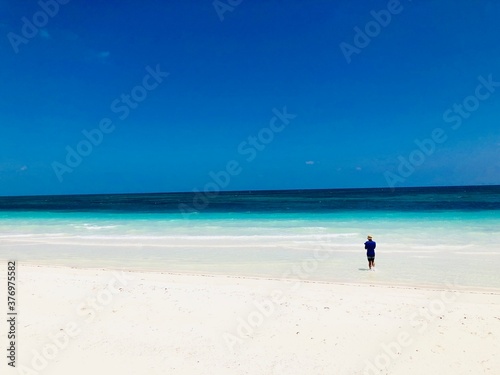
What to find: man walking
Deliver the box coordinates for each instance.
[364,235,376,270]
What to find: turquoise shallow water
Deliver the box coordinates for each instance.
[0,186,498,290]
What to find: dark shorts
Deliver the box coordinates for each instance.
[367,257,375,262]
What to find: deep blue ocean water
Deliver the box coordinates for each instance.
[0,186,498,289]
[0,185,498,213]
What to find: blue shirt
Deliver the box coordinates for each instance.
[364,240,376,257]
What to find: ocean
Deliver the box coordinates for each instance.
[0,185,499,290]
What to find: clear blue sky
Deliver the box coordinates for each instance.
[1,0,499,196]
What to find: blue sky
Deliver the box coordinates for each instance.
[1,0,499,196]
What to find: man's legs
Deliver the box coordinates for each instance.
[368,258,375,269]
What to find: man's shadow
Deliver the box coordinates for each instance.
[358,268,371,271]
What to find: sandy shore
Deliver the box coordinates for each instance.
[2,264,499,375]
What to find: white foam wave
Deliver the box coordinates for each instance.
[71,224,119,230]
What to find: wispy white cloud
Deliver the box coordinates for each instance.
[85,50,111,64]
[0,160,28,174]
[98,51,110,58]
[64,30,79,41]
[40,29,51,39]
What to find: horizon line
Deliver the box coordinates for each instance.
[0,183,498,199]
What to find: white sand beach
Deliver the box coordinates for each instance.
[2,264,499,375]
